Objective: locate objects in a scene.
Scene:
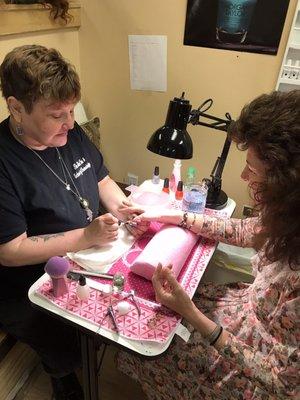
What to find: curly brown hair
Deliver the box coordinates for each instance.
[4,1,71,22]
[229,90,300,269]
[44,0,71,22]
[0,44,80,113]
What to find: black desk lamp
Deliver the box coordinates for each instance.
[147,93,233,209]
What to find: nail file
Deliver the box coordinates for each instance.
[68,269,114,280]
[67,273,112,293]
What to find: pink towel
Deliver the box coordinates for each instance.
[130,224,198,280]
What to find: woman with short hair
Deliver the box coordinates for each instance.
[0,44,146,400]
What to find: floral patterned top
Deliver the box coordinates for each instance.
[117,216,300,400]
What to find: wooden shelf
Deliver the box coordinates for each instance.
[0,1,80,36]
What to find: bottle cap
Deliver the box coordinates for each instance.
[154,166,159,176]
[176,180,183,191]
[163,177,169,188]
[79,275,86,286]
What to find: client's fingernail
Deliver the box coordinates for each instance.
[126,221,138,227]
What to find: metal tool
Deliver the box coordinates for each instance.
[118,220,138,227]
[68,270,114,280]
[99,298,119,333]
[122,290,141,317]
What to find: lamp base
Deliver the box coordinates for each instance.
[205,189,228,210]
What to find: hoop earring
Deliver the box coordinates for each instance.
[16,125,24,136]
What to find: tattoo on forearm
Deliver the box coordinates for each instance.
[29,233,65,242]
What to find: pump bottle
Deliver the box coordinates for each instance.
[185,166,196,188]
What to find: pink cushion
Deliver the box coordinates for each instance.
[130,224,198,280]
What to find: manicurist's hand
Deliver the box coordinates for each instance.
[84,213,119,246]
[152,264,194,318]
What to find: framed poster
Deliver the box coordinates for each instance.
[184,0,290,55]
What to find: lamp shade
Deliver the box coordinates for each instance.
[147,94,193,159]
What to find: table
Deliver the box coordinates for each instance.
[28,198,236,400]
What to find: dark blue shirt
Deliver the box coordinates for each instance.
[0,118,108,299]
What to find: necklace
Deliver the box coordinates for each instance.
[27,147,93,223]
[8,119,93,223]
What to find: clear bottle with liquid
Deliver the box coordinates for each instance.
[182,180,208,214]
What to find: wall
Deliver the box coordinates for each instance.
[79,0,297,216]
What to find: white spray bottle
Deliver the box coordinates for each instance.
[170,159,181,193]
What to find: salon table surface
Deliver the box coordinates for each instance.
[28,197,236,400]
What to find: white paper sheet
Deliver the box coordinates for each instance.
[67,226,135,272]
[128,35,167,92]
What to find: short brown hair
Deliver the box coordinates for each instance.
[0,44,81,112]
[229,90,300,268]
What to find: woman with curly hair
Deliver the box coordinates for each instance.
[117,90,300,400]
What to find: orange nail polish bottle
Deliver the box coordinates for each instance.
[162,177,170,194]
[175,180,183,200]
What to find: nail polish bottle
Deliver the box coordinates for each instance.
[76,275,90,301]
[162,177,170,194]
[152,166,160,184]
[175,180,183,200]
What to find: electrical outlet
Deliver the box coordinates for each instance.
[243,205,254,217]
[127,173,138,186]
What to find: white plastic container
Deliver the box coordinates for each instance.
[131,190,170,210]
[76,275,90,301]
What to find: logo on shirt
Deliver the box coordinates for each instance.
[73,157,91,179]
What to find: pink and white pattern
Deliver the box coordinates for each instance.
[36,209,230,343]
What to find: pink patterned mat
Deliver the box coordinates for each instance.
[36,210,229,343]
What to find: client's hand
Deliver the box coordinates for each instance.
[84,213,119,246]
[125,220,150,238]
[118,200,150,238]
[133,209,183,225]
[118,199,145,218]
[152,264,194,318]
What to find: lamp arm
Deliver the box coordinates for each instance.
[204,136,231,204]
[213,136,231,179]
[188,106,232,180]
[188,105,233,208]
[189,108,232,132]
